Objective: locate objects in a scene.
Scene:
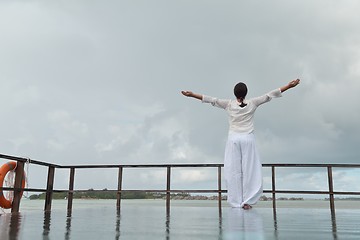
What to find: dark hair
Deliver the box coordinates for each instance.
[234,82,248,100]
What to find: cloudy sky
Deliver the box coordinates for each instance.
[1,0,359,197]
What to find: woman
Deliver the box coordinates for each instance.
[181,79,300,209]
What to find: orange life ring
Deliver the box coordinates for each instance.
[0,161,26,209]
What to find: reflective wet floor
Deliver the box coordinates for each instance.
[1,200,359,239]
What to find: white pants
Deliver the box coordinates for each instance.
[224,132,263,208]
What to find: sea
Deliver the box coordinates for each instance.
[1,199,360,240]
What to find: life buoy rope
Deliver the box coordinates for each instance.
[0,161,26,209]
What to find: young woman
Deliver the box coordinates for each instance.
[181,79,300,209]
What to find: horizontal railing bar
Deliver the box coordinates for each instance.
[0,187,360,195]
[263,190,329,194]
[263,190,360,195]
[262,163,360,168]
[3,187,358,196]
[3,188,357,195]
[17,189,226,193]
[58,164,224,169]
[0,153,61,168]
[58,163,360,169]
[0,188,227,194]
[60,189,360,195]
[0,187,72,193]
[2,153,360,169]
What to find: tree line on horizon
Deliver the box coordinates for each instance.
[28,189,190,200]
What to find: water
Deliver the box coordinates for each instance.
[1,199,360,239]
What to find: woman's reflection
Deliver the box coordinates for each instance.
[223,208,265,240]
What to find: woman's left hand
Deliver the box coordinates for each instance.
[289,79,300,88]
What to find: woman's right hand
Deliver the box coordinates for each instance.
[181,91,193,97]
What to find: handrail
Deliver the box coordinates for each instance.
[1,153,360,216]
[2,153,360,168]
[0,153,61,168]
[263,163,360,168]
[58,163,224,168]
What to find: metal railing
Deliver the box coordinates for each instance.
[1,153,360,216]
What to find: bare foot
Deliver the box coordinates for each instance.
[242,204,252,210]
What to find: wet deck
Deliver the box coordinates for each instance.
[1,199,359,240]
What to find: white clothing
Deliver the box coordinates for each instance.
[225,133,262,207]
[202,88,282,207]
[202,88,282,134]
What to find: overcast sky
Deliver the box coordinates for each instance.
[1,0,359,197]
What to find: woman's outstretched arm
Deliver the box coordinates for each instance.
[280,79,300,92]
[181,91,230,109]
[181,91,203,100]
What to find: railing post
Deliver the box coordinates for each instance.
[44,166,55,212]
[11,161,25,213]
[116,167,123,211]
[217,166,222,215]
[327,166,335,216]
[166,166,171,215]
[272,166,276,209]
[67,168,75,216]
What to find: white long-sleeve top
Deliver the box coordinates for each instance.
[202,88,282,134]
